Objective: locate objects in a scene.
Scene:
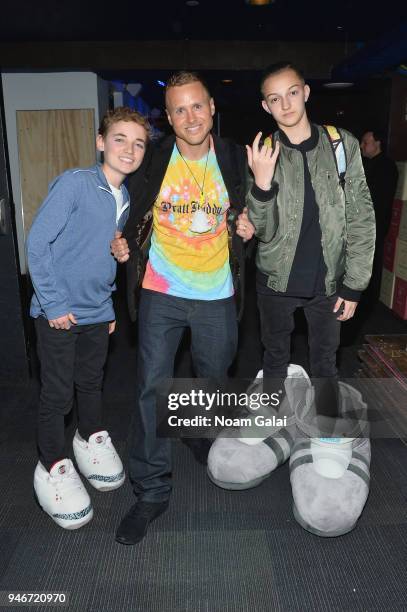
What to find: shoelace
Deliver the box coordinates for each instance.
[88,436,116,459]
[50,465,84,493]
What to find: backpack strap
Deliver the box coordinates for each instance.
[323,125,347,189]
[264,127,347,187]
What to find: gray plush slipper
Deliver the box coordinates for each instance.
[207,365,310,490]
[290,381,370,537]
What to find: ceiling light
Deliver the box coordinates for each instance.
[323,82,354,89]
[186,1,199,6]
[222,79,233,84]
[246,0,275,5]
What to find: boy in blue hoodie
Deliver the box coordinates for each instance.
[27,107,149,529]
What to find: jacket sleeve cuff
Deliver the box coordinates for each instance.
[338,284,361,302]
[250,181,278,203]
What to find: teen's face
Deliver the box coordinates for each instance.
[96,120,147,185]
[360,132,380,159]
[261,68,310,129]
[165,82,215,148]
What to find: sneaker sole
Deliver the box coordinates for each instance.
[86,474,125,492]
[207,467,272,490]
[33,489,93,530]
[292,502,357,538]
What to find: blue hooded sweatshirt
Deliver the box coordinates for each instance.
[27,164,129,325]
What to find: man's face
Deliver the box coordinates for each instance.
[165,81,215,148]
[261,68,309,129]
[360,132,381,159]
[96,120,147,185]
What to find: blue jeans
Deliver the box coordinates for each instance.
[129,289,238,502]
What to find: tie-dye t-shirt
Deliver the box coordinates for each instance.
[142,145,233,300]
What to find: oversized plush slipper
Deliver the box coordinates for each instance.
[207,364,310,490]
[290,381,370,537]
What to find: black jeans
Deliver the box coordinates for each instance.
[35,317,109,470]
[128,289,238,502]
[257,293,341,379]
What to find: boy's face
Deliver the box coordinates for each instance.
[96,120,147,186]
[261,68,309,129]
[360,131,380,159]
[165,81,215,149]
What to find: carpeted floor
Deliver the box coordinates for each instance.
[0,264,406,612]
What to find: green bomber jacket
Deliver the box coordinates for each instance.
[246,125,376,298]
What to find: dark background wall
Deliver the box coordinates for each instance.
[0,92,29,384]
[213,77,394,147]
[389,75,407,160]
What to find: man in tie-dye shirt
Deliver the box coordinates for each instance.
[111,72,248,545]
[142,138,234,300]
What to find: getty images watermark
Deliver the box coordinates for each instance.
[157,377,407,440]
[156,380,287,437]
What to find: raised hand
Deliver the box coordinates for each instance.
[246,132,280,191]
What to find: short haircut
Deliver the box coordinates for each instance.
[368,129,385,145]
[98,106,151,140]
[165,71,211,100]
[260,61,305,96]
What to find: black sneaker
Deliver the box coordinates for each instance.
[115,500,169,545]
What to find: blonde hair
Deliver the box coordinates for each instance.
[165,71,211,99]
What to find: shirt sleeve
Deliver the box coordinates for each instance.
[342,134,376,294]
[26,173,77,320]
[246,164,279,243]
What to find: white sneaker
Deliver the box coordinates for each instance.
[34,459,93,530]
[73,430,125,491]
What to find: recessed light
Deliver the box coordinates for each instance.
[186,1,199,6]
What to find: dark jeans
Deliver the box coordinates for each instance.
[35,317,109,470]
[129,289,238,502]
[257,293,341,380]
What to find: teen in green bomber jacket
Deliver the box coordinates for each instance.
[244,61,375,383]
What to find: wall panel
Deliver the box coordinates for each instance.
[16,109,95,233]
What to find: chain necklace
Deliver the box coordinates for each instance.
[177,145,210,205]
